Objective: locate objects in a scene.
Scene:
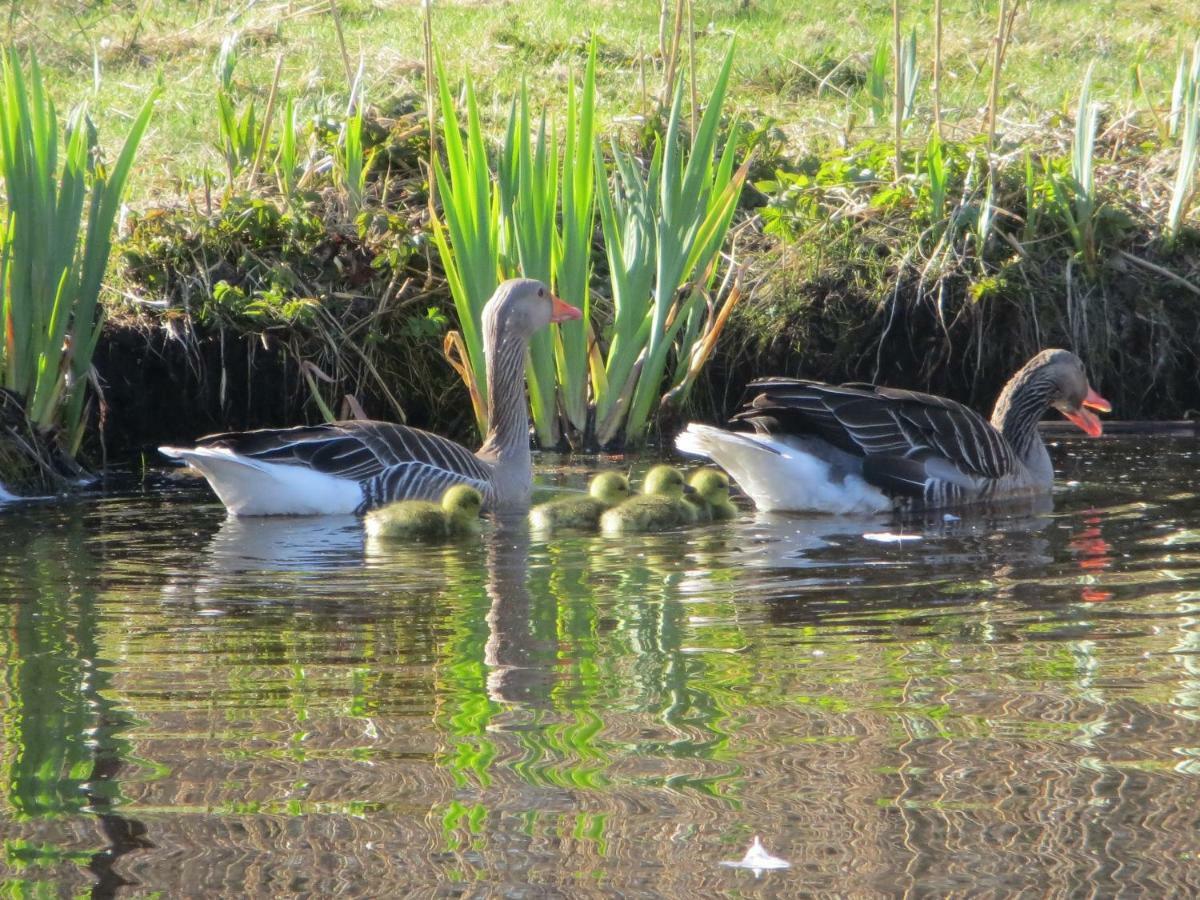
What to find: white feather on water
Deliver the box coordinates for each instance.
[720,836,790,877]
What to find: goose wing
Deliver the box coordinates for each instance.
[732,378,1016,498]
[196,420,493,509]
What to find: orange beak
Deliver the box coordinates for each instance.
[1083,387,1111,413]
[1062,386,1111,437]
[549,294,582,324]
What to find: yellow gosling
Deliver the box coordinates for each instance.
[600,465,697,534]
[529,472,632,532]
[687,468,738,521]
[364,484,483,541]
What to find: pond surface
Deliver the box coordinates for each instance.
[0,436,1197,896]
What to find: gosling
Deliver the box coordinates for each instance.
[686,468,738,522]
[364,484,483,541]
[600,465,697,535]
[530,472,632,532]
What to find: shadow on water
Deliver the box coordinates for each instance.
[0,437,1196,894]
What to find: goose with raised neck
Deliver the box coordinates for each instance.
[160,278,581,516]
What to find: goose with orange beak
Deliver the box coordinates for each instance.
[161,279,581,516]
[676,349,1111,513]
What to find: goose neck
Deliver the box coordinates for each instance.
[478,330,530,463]
[990,369,1053,461]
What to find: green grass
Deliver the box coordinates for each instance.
[16,1,1199,199]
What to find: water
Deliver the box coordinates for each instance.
[0,436,1197,896]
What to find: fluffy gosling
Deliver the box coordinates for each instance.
[364,484,483,541]
[529,472,632,532]
[686,468,738,521]
[600,465,697,534]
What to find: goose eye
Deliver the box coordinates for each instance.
[538,288,545,297]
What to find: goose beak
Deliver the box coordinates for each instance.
[682,483,697,496]
[1063,386,1111,437]
[1083,387,1111,413]
[549,294,582,323]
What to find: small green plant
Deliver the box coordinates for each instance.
[865,42,889,125]
[925,132,948,229]
[899,27,920,122]
[214,34,268,187]
[1022,148,1041,243]
[335,109,369,214]
[274,95,300,197]
[0,49,157,453]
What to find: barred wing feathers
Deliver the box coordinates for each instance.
[197,420,493,510]
[732,379,1016,496]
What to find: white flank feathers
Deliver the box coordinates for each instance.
[159,445,363,516]
[675,423,889,514]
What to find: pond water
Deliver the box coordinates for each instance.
[0,435,1197,896]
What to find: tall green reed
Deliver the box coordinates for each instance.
[497,45,598,446]
[432,40,741,448]
[499,90,560,446]
[434,45,598,445]
[555,49,598,439]
[0,49,157,453]
[1166,41,1200,247]
[595,42,746,447]
[1046,63,1099,270]
[430,61,501,434]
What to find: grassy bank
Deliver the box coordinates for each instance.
[4,1,1200,467]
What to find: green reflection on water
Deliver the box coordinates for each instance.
[0,532,109,819]
[2,453,1199,893]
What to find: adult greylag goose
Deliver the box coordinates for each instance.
[160,278,581,516]
[675,349,1110,513]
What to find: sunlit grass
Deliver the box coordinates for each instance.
[17,1,1197,199]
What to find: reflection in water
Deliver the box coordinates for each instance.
[0,522,152,894]
[483,518,555,704]
[0,437,1197,894]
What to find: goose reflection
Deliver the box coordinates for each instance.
[162,513,366,606]
[207,514,365,571]
[483,515,556,706]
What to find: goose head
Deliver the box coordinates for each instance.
[588,472,632,505]
[643,465,695,499]
[1031,349,1111,437]
[482,278,581,349]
